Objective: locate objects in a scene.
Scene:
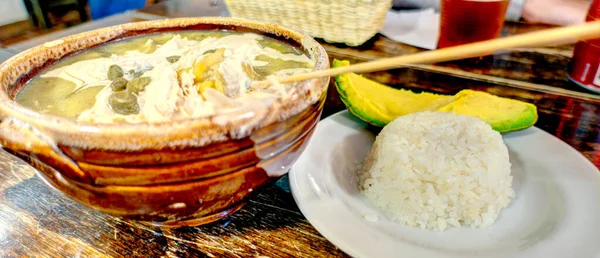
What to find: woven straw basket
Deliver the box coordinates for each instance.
[225,0,392,46]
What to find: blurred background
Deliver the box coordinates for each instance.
[0,0,163,46]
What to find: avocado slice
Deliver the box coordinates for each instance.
[332,59,538,133]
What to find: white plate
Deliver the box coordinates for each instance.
[290,110,600,258]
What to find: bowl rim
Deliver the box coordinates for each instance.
[0,17,329,150]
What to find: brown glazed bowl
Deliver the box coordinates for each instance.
[0,18,329,227]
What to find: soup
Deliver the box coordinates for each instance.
[15,31,314,123]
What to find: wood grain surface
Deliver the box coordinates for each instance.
[0,0,599,257]
[0,150,347,257]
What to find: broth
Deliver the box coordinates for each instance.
[15,31,314,122]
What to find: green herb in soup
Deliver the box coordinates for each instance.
[15,31,314,123]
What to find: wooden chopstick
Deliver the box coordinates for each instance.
[253,20,600,88]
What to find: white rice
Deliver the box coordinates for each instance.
[359,112,514,231]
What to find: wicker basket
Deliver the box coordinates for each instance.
[224,0,392,46]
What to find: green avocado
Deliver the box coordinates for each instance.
[333,59,538,133]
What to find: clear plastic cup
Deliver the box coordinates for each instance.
[438,0,510,48]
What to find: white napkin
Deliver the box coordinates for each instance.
[379,9,441,50]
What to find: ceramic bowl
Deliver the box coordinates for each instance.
[0,18,329,227]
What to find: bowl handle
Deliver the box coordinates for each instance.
[0,117,89,183]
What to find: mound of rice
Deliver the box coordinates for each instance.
[359,112,514,231]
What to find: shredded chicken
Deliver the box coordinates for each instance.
[40,33,314,123]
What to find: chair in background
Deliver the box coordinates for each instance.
[22,0,89,29]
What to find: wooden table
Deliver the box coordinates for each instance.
[1,0,599,257]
